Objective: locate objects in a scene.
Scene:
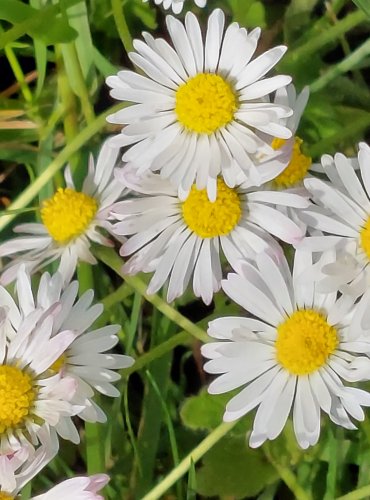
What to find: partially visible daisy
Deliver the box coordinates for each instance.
[12,270,134,444]
[112,167,308,304]
[260,84,311,190]
[0,267,80,453]
[31,474,109,500]
[0,139,125,286]
[0,427,58,498]
[143,0,206,14]
[106,9,292,195]
[298,143,370,296]
[202,250,370,449]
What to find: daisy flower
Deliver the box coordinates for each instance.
[298,143,370,296]
[0,267,80,453]
[143,0,206,15]
[261,84,311,190]
[106,9,292,195]
[15,270,134,444]
[202,250,370,449]
[0,139,125,286]
[31,474,109,500]
[0,427,58,498]
[112,167,308,305]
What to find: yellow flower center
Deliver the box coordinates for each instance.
[182,178,241,238]
[276,309,338,375]
[0,493,15,499]
[0,366,36,434]
[272,136,312,188]
[49,354,67,373]
[41,188,98,244]
[360,217,370,260]
[175,73,237,134]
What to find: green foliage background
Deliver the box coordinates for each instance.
[0,0,370,498]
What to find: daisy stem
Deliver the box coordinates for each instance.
[141,421,237,500]
[111,0,134,54]
[336,486,370,500]
[310,38,370,93]
[284,9,367,64]
[62,42,96,125]
[94,246,209,343]
[4,44,33,103]
[78,263,106,476]
[0,102,125,233]
[265,450,312,500]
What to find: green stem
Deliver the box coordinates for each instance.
[62,43,95,124]
[0,102,125,233]
[4,45,33,103]
[141,421,237,500]
[101,282,133,310]
[111,0,134,53]
[124,330,190,376]
[94,246,209,343]
[310,38,370,93]
[336,486,370,500]
[285,9,367,64]
[266,450,312,500]
[78,263,106,475]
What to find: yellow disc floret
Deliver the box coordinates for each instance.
[0,366,36,434]
[360,217,370,261]
[175,73,237,134]
[41,188,98,244]
[0,493,15,499]
[272,136,312,188]
[182,178,241,238]
[49,354,67,373]
[276,309,338,375]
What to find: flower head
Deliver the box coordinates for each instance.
[298,142,370,297]
[202,250,370,448]
[33,474,108,500]
[0,428,58,498]
[107,9,292,196]
[0,267,80,453]
[0,139,125,286]
[112,167,308,304]
[142,0,206,14]
[34,272,134,442]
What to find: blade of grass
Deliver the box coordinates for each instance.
[141,421,237,500]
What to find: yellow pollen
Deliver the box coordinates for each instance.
[0,493,15,499]
[276,309,338,375]
[49,354,67,373]
[175,73,237,134]
[360,217,370,261]
[41,188,98,244]
[271,136,312,188]
[182,178,241,238]
[0,366,36,434]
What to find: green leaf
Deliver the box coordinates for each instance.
[227,0,266,28]
[352,0,370,18]
[180,389,252,434]
[0,0,79,48]
[196,435,278,498]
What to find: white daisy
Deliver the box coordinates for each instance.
[106,9,293,196]
[31,474,109,500]
[0,267,80,453]
[202,250,370,449]
[298,143,370,297]
[14,270,134,444]
[112,166,308,305]
[259,83,312,190]
[0,427,58,498]
[143,0,207,15]
[0,139,125,286]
